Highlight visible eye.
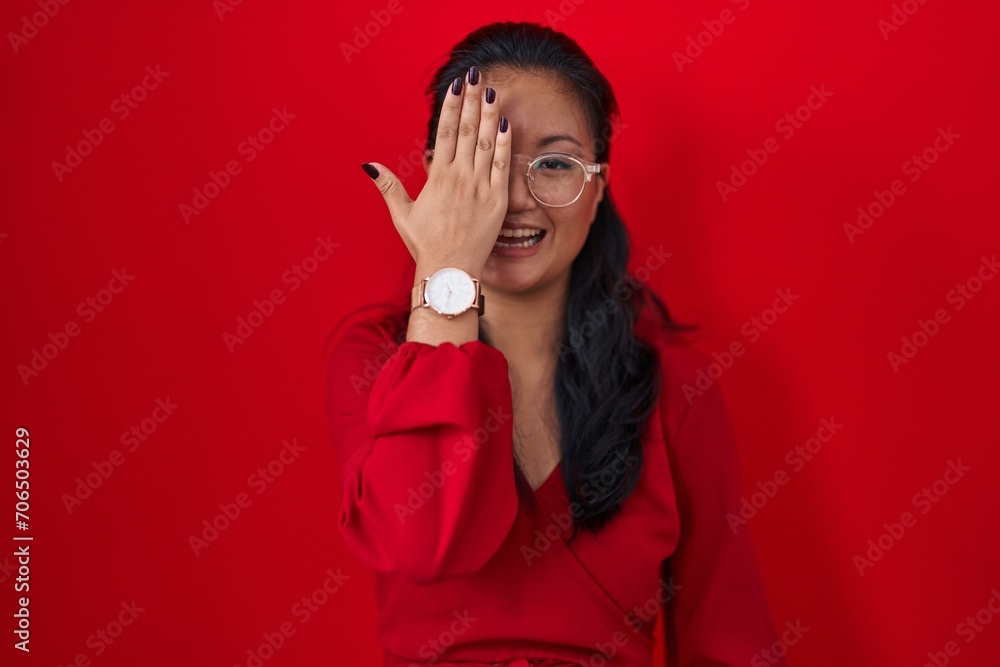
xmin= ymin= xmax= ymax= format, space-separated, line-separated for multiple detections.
xmin=535 ymin=158 xmax=572 ymax=171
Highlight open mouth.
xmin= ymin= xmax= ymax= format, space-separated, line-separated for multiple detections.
xmin=495 ymin=228 xmax=546 ymax=249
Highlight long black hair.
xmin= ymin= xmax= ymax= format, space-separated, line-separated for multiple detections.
xmin=329 ymin=21 xmax=696 ymax=544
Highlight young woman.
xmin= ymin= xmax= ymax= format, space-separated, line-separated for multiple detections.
xmin=327 ymin=21 xmax=785 ymax=667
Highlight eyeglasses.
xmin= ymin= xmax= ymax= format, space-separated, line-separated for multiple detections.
xmin=514 ymin=152 xmax=604 ymax=207
xmin=427 ymin=150 xmax=604 ymax=207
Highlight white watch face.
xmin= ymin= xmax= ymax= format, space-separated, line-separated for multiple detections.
xmin=425 ymin=268 xmax=476 ymax=316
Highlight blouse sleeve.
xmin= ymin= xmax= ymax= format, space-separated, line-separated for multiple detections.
xmin=661 ymin=374 xmax=786 ymax=666
xmin=326 ymin=319 xmax=519 ymax=586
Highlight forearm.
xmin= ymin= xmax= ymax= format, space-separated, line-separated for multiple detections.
xmin=329 ymin=316 xmax=517 ymax=585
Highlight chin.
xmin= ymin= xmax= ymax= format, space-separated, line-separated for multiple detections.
xmin=483 ymin=263 xmax=570 ymax=297
xmin=482 ymin=263 xmax=545 ymax=292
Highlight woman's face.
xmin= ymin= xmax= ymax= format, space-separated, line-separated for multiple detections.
xmin=424 ymin=67 xmax=607 ymax=297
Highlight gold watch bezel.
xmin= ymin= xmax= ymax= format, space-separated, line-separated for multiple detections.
xmin=410 ymin=268 xmax=484 ymax=318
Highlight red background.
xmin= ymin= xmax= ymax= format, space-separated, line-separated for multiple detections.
xmin=2 ymin=1 xmax=998 ymax=665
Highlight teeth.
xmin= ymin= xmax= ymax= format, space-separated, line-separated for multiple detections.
xmin=499 ymin=228 xmax=542 ymax=238
xmin=495 ymin=233 xmax=543 ymax=249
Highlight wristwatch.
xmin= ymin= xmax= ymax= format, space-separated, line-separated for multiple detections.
xmin=411 ymin=267 xmax=485 ymax=318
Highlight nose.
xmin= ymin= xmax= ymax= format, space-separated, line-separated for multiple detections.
xmin=506 ymin=158 xmax=537 ymax=210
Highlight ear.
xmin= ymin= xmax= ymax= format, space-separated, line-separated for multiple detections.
xmin=423 ymin=150 xmax=433 ymax=175
xmin=587 ymin=165 xmax=609 ymax=228
xmin=595 ymin=163 xmax=609 ymax=205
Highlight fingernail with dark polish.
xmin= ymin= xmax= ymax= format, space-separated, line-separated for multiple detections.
xmin=361 ymin=163 xmax=379 ymax=179
xmin=485 ymin=86 xmax=496 ymax=104
xmin=499 ymin=116 xmax=508 ymax=133
xmin=468 ymin=66 xmax=479 ymax=86
xmin=451 ymin=76 xmax=462 ymax=95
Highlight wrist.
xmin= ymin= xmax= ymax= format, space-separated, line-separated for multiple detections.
xmin=414 ymin=261 xmax=482 ymax=282
xmin=406 ymin=298 xmax=479 ymax=346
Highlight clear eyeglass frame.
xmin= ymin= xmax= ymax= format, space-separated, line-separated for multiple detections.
xmin=426 ymin=149 xmax=604 ymax=207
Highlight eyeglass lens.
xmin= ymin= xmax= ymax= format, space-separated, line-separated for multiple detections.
xmin=525 ymin=156 xmax=587 ymax=206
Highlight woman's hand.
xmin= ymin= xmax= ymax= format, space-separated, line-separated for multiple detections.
xmin=362 ymin=66 xmax=511 ymax=279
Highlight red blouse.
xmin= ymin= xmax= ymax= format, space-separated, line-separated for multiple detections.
xmin=326 ymin=298 xmax=784 ymax=667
